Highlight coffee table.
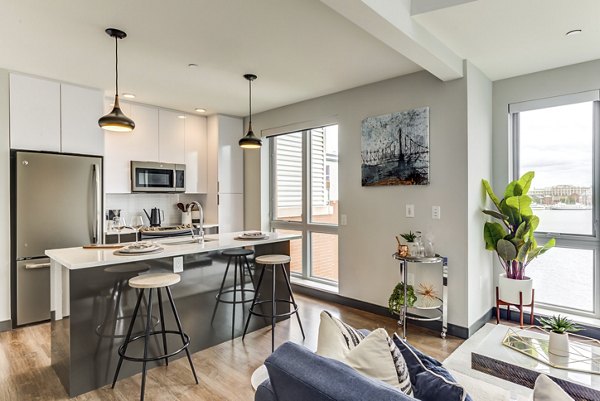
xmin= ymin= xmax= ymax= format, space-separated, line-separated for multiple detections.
xmin=470 ymin=324 xmax=600 ymax=401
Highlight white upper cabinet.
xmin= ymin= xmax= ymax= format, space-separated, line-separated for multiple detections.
xmin=216 ymin=115 xmax=244 ymax=194
xmin=104 ymin=102 xmax=159 ymax=193
xmin=184 ymin=115 xmax=208 ymax=193
xmin=158 ymin=109 xmax=185 ymax=164
xmin=61 ymin=84 xmax=104 ymax=155
xmin=9 ymin=73 xmax=61 ymax=152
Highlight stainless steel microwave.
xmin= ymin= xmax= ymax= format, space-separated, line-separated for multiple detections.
xmin=131 ymin=161 xmax=185 ymax=193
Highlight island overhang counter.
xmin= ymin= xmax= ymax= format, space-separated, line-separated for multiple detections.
xmin=46 ymin=232 xmax=300 ymax=397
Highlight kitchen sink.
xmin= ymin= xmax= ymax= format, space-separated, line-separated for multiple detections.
xmin=161 ymin=238 xmax=217 ymax=246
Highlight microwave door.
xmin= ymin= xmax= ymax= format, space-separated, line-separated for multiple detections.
xmin=132 ymin=165 xmax=175 ymax=192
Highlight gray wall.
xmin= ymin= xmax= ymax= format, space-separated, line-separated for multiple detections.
xmin=0 ymin=70 xmax=9 ymax=323
xmin=244 ymin=69 xmax=486 ymax=329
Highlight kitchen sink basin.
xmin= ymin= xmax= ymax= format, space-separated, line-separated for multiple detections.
xmin=161 ymin=238 xmax=217 ymax=246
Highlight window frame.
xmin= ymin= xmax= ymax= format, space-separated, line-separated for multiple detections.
xmin=511 ymin=92 xmax=600 ymax=318
xmin=269 ymin=124 xmax=339 ymax=285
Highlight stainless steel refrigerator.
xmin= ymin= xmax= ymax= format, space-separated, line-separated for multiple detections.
xmin=12 ymin=151 xmax=102 ymax=326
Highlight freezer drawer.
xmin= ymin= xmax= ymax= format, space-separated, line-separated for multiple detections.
xmin=16 ymin=259 xmax=50 ymax=325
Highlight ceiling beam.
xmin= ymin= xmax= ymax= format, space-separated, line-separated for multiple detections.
xmin=410 ymin=0 xmax=478 ymax=16
xmin=320 ymin=0 xmax=464 ymax=81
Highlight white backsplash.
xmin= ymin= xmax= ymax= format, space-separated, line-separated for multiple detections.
xmin=105 ymin=193 xmax=207 ymax=227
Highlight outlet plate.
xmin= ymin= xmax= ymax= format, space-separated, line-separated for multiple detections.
xmin=173 ymin=256 xmax=184 ymax=273
xmin=432 ymin=206 xmax=441 ymax=219
xmin=406 ymin=204 xmax=415 ymax=218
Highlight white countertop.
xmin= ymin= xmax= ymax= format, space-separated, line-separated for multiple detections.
xmin=46 ymin=232 xmax=301 ymax=270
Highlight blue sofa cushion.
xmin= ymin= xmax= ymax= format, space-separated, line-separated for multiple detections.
xmin=393 ymin=333 xmax=473 ymax=401
xmin=262 ymin=342 xmax=414 ymax=401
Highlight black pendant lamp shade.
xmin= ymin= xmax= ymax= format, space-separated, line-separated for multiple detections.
xmin=239 ymin=73 xmax=261 ymax=149
xmin=98 ymin=28 xmax=135 ymax=132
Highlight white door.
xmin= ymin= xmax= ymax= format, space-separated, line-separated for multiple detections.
xmin=158 ymin=109 xmax=185 ymax=164
xmin=218 ymin=193 xmax=244 ymax=233
xmin=184 ymin=115 xmax=207 ymax=193
xmin=61 ymin=84 xmax=104 ymax=155
xmin=9 ymin=74 xmax=60 ymax=151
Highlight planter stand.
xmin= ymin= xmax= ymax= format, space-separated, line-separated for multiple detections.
xmin=496 ymin=287 xmax=535 ymax=328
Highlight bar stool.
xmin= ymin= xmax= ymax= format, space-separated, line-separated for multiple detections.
xmin=242 ymin=254 xmax=305 ymax=352
xmin=211 ymin=248 xmax=255 ymax=339
xmin=112 ymin=273 xmax=198 ymax=401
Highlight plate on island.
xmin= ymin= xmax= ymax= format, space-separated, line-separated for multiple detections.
xmin=115 ymin=242 xmax=163 ymax=255
xmin=235 ymin=232 xmax=269 ymax=240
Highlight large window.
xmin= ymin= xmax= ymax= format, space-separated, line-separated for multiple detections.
xmin=271 ymin=125 xmax=339 ymax=284
xmin=512 ymin=92 xmax=599 ymax=317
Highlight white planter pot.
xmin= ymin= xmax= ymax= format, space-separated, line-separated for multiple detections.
xmin=498 ymin=274 xmax=533 ymax=305
xmin=548 ymin=331 xmax=570 ymax=357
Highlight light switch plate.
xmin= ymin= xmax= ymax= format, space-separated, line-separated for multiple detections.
xmin=406 ymin=204 xmax=415 ymax=218
xmin=432 ymin=206 xmax=441 ymax=219
xmin=341 ymin=214 xmax=348 ymax=226
xmin=173 ymin=256 xmax=184 ymax=273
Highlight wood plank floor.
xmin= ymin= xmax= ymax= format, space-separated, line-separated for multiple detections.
xmin=0 ymin=294 xmax=463 ymax=400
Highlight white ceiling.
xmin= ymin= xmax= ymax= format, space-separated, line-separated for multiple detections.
xmin=414 ymin=0 xmax=600 ymax=81
xmin=1 ymin=0 xmax=600 ymax=117
xmin=0 ymin=0 xmax=420 ymax=116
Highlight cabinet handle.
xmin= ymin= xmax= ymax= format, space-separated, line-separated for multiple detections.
xmin=217 ymin=181 xmax=220 ymax=193
xmin=25 ymin=262 xmax=51 ymax=270
xmin=217 ymin=195 xmax=220 ymax=205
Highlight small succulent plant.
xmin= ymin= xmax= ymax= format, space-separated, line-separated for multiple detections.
xmin=400 ymin=231 xmax=417 ymax=243
xmin=539 ymin=315 xmax=582 ymax=334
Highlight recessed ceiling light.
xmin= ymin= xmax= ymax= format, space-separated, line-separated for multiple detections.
xmin=194 ymin=108 xmax=206 ymax=113
xmin=177 ymin=115 xmax=186 ymax=119
xmin=188 ymin=63 xmax=199 ymax=68
xmin=122 ymin=93 xmax=136 ymax=99
xmin=566 ymin=29 xmax=582 ymax=36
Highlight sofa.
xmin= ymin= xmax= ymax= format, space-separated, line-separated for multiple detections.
xmin=255 ymin=341 xmax=531 ymax=401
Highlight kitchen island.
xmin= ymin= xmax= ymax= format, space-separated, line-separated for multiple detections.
xmin=46 ymin=232 xmax=300 ymax=397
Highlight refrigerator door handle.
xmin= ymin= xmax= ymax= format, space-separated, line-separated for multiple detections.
xmin=92 ymin=164 xmax=101 ymax=244
xmin=25 ymin=262 xmax=51 ymax=269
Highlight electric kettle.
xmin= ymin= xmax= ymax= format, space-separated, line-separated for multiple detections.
xmin=143 ymin=208 xmax=164 ymax=227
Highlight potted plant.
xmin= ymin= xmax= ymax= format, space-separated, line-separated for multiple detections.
xmin=539 ymin=315 xmax=581 ymax=356
xmin=388 ymin=282 xmax=417 ymax=316
xmin=482 ymin=171 xmax=555 ymax=306
xmin=399 ymin=231 xmax=419 ymax=256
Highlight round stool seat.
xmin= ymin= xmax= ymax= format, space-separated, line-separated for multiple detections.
xmin=255 ymin=254 xmax=291 ymax=265
xmin=129 ymin=273 xmax=180 ymax=289
xmin=222 ymin=248 xmax=254 ymax=257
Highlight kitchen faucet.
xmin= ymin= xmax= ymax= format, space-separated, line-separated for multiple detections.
xmin=189 ymin=201 xmax=205 ymax=242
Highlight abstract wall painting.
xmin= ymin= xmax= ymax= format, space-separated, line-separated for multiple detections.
xmin=361 ymin=107 xmax=430 ymax=186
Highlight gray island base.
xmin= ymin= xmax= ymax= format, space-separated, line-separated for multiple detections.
xmin=46 ymin=232 xmax=299 ymax=397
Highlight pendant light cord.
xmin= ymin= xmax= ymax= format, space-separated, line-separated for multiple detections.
xmin=248 ymin=78 xmax=252 ymax=128
xmin=115 ymin=36 xmax=119 ymax=95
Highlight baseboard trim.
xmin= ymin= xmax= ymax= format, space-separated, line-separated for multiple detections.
xmin=469 ymin=308 xmax=494 ymax=337
xmin=292 ymin=284 xmax=470 ymax=339
xmin=0 ymin=319 xmax=12 ymax=332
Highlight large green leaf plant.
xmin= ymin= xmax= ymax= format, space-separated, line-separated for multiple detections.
xmin=482 ymin=171 xmax=555 ymax=280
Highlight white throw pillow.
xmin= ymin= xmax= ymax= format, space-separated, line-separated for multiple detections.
xmin=533 ymin=375 xmax=574 ymax=401
xmin=316 ymin=311 xmax=413 ymax=395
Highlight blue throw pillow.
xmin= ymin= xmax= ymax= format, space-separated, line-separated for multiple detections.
xmin=393 ymin=334 xmax=473 ymax=401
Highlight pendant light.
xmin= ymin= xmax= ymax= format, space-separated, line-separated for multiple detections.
xmin=98 ymin=28 xmax=135 ymax=132
xmin=239 ymin=73 xmax=261 ymax=149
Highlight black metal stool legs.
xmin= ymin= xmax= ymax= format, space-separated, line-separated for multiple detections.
xmin=242 ymin=263 xmax=267 ymax=340
xmin=157 ymin=289 xmax=169 ymax=366
xmin=166 ymin=287 xmax=199 ymax=384
xmin=112 ymin=288 xmax=144 ymax=388
xmin=140 ymin=289 xmax=154 ymax=401
xmin=211 ymin=257 xmax=232 ymax=324
xmin=271 ymin=263 xmax=276 ymax=352
xmin=280 ymin=264 xmax=305 ymax=339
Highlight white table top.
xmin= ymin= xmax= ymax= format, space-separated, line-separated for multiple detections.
xmin=472 ymin=324 xmax=600 ymax=390
xmin=46 ymin=232 xmax=301 ymax=270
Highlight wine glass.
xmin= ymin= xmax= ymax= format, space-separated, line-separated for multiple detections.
xmin=113 ymin=216 xmax=127 ymax=244
xmin=130 ymin=216 xmax=144 ymax=243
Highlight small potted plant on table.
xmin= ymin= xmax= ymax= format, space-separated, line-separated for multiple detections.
xmin=399 ymin=231 xmax=420 ymax=257
xmin=539 ymin=315 xmax=581 ymax=356
xmin=388 ymin=282 xmax=417 ymax=316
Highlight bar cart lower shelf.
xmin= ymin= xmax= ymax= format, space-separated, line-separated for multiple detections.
xmin=393 ymin=253 xmax=448 ymax=339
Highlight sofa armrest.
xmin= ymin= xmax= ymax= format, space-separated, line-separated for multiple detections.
xmin=255 ymin=378 xmax=276 ymax=401
xmin=264 ymin=342 xmax=411 ymax=401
